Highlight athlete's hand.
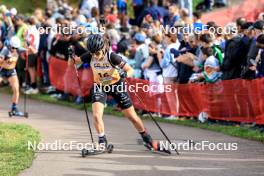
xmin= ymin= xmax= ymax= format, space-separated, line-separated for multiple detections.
xmin=119 ymin=70 xmax=127 ymax=78
xmin=68 ymin=56 xmax=82 ymax=66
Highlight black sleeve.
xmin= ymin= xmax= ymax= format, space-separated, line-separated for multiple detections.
xmin=247 ymin=41 xmax=259 ymax=66
xmin=80 ymin=52 xmax=92 ymax=64
xmin=109 ymin=53 xmax=127 ymax=68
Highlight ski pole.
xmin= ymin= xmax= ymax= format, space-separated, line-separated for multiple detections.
xmin=68 ymin=46 xmax=94 ymax=144
xmin=24 ymin=49 xmax=29 ymax=117
xmin=126 ymin=79 xmax=179 ymax=155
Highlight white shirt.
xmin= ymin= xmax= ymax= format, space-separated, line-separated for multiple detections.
xmin=162 ymin=41 xmax=181 ymax=78
xmin=26 ymin=25 xmax=40 ymax=54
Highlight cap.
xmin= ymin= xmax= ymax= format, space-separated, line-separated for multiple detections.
xmin=134 ymin=33 xmax=146 ymax=43
xmin=250 ymin=20 xmax=264 ymax=30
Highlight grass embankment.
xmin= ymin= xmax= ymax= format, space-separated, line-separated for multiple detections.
xmin=0 ymin=123 xmax=40 ymax=176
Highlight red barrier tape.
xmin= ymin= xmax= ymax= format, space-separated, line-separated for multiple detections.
xmin=49 ymin=57 xmax=264 ymax=124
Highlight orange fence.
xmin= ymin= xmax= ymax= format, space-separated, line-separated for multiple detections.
xmin=202 ymin=0 xmax=264 ymax=26
xmin=49 ymin=57 xmax=264 ymax=124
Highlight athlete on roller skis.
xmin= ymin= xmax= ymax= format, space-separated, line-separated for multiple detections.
xmin=68 ymin=33 xmax=170 ymax=154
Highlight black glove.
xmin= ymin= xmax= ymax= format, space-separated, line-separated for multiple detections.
xmin=119 ymin=69 xmax=127 ymax=78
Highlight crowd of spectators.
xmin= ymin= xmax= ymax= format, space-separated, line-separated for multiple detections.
xmin=0 ymin=0 xmax=264 ymax=120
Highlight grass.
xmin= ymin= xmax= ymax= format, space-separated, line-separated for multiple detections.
xmin=1 ymin=86 xmax=263 ymax=143
xmin=1 ymin=0 xmax=81 ymax=15
xmin=193 ymin=0 xmax=204 ymax=11
xmin=1 ymin=0 xmax=46 ymax=15
xmin=0 ymin=123 xmax=40 ymax=176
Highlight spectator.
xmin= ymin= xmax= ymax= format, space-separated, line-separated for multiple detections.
xmin=192 ymin=11 xmax=206 ymax=32
xmin=24 ymin=17 xmax=40 ymax=94
xmin=160 ymin=31 xmax=180 ymax=83
xmin=132 ymin=32 xmax=149 ymax=78
xmin=168 ymin=4 xmax=180 ymax=27
xmin=177 ymin=34 xmax=197 ymax=83
xmin=189 ymin=47 xmax=222 ymax=83
xmin=14 ymin=15 xmax=28 ymax=86
xmin=199 ymin=33 xmax=223 ymax=65
xmin=243 ymin=20 xmax=264 ymax=79
xmin=236 ymin=17 xmax=247 ymax=35
xmin=221 ymin=23 xmax=244 ymax=80
xmin=79 ymin=0 xmax=99 ymax=18
xmin=256 ymin=34 xmax=264 ymax=78
xmin=179 ymin=0 xmax=193 ymax=18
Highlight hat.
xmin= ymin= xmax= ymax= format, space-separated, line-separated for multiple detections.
xmin=134 ymin=33 xmax=146 ymax=43
xmin=204 ymin=56 xmax=220 ymax=68
xmin=250 ymin=20 xmax=264 ymax=30
xmin=10 ymin=8 xmax=17 ymax=16
xmin=241 ymin=22 xmax=254 ymax=30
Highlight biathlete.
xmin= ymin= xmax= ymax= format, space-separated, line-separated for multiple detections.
xmin=69 ymin=34 xmax=168 ymax=153
xmin=0 ymin=36 xmax=24 ymax=116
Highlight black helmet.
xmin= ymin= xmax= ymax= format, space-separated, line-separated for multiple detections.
xmin=87 ymin=34 xmax=105 ymax=53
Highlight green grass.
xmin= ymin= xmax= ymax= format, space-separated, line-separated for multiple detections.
xmin=193 ymin=0 xmax=204 ymax=11
xmin=1 ymin=86 xmax=263 ymax=143
xmin=1 ymin=0 xmax=46 ymax=15
xmin=1 ymin=0 xmax=81 ymax=15
xmin=0 ymin=123 xmax=40 ymax=176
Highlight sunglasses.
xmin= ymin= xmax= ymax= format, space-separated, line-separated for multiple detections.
xmin=10 ymin=47 xmax=17 ymax=50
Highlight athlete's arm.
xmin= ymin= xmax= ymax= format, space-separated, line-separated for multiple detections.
xmin=68 ymin=51 xmax=91 ymax=66
xmin=68 ymin=55 xmax=82 ymax=66
xmin=110 ymin=53 xmax=134 ymax=77
xmin=122 ymin=63 xmax=134 ymax=78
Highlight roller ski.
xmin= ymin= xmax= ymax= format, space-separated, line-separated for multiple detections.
xmin=8 ymin=108 xmax=28 ymax=118
xmin=140 ymin=131 xmax=171 ymax=155
xmin=81 ymin=136 xmax=114 ymax=157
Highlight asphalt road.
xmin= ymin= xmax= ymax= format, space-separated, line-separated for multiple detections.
xmin=0 ymin=93 xmax=264 ymax=176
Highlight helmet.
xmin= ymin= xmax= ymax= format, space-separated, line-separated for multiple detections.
xmin=87 ymin=34 xmax=105 ymax=53
xmin=9 ymin=36 xmax=21 ymax=49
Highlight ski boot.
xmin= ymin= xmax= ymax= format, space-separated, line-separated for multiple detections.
xmin=81 ymin=135 xmax=114 ymax=157
xmin=8 ymin=108 xmax=28 ymax=118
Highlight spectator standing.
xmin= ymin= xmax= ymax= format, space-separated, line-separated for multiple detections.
xmin=24 ymin=17 xmax=40 ymax=94
xmin=133 ymin=33 xmax=149 ymax=78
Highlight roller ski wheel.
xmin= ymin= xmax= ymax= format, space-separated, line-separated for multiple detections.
xmin=106 ymin=144 xmax=114 ymax=153
xmin=144 ymin=141 xmax=171 ymax=155
xmin=81 ymin=144 xmax=114 ymax=157
xmin=8 ymin=110 xmax=28 ymax=118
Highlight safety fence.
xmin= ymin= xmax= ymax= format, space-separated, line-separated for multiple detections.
xmin=49 ymin=57 xmax=264 ymax=124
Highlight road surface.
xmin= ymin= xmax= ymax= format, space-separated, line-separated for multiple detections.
xmin=0 ymin=93 xmax=264 ymax=176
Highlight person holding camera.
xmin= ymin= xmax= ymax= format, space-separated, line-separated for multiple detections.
xmin=0 ymin=36 xmax=24 ymax=116
xmin=68 ymin=33 xmax=169 ymax=153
